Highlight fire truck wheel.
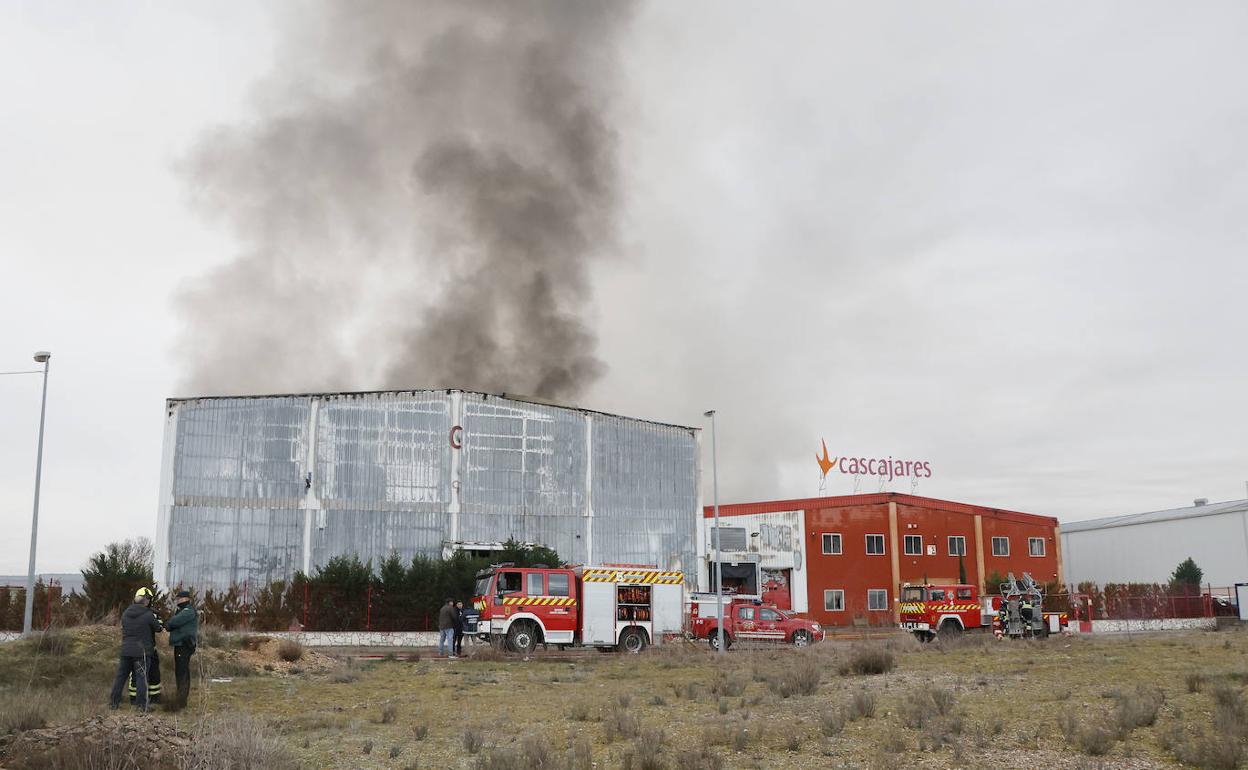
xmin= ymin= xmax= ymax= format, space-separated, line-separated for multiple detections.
xmin=618 ymin=628 xmax=648 ymax=654
xmin=507 ymin=622 xmax=538 ymax=655
xmin=791 ymin=630 xmax=811 ymax=648
xmin=708 ymin=631 xmax=732 ymax=651
xmin=939 ymin=619 xmax=963 ymax=636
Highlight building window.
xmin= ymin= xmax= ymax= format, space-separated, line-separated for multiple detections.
xmin=526 ymin=573 xmax=545 ymax=596
xmin=548 ymin=573 xmax=570 ymax=596
xmin=948 ymin=536 xmax=966 ymax=557
xmin=992 ymin=536 xmax=1009 ymax=557
xmin=1029 ymin=537 xmax=1046 ymax=557
xmin=904 ymin=535 xmax=923 ymax=555
xmin=822 ymin=533 xmax=842 ymax=555
xmin=865 ymin=534 xmax=886 ymax=555
xmin=867 ymin=589 xmax=889 ymax=611
xmin=824 ymin=589 xmax=845 ymax=612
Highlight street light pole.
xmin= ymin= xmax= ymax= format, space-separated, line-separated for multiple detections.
xmin=704 ymin=410 xmax=724 ymax=655
xmin=23 ymin=351 xmax=51 ymax=637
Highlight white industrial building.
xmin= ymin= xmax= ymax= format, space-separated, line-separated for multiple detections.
xmin=153 ymin=390 xmax=703 ymax=592
xmin=1062 ymin=498 xmax=1248 ymax=587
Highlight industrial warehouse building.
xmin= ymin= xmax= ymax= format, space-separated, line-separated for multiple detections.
xmin=702 ymin=493 xmax=1062 ymax=627
xmin=1062 ymin=498 xmax=1248 ymax=587
xmin=154 ymin=390 xmax=702 ymax=592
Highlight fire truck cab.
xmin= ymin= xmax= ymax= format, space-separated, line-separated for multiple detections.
xmin=898 ymin=583 xmax=985 ymax=640
xmin=473 ymin=563 xmax=684 ymax=654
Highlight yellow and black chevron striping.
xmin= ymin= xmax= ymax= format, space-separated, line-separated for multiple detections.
xmin=900 ymin=602 xmax=979 ymax=613
xmin=501 ymin=596 xmax=576 ymax=606
xmin=582 ymin=569 xmax=684 ymax=585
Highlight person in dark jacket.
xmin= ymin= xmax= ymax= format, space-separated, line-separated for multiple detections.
xmin=109 ymin=588 xmax=164 ymax=711
xmin=166 ymin=590 xmax=198 ymax=710
xmin=437 ymin=598 xmax=457 ymax=658
xmin=453 ymin=600 xmax=466 ymax=657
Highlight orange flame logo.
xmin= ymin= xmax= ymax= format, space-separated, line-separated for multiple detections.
xmin=816 ymin=439 xmax=837 ymax=478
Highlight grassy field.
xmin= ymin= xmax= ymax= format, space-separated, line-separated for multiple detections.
xmin=4 ymin=626 xmax=1248 ymax=769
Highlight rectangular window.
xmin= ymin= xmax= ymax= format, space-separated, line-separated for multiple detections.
xmin=948 ymin=536 xmax=966 ymax=556
xmin=1029 ymin=537 xmax=1046 ymax=557
xmin=868 ymin=589 xmax=889 ymax=611
xmin=992 ymin=536 xmax=1009 ymax=557
xmin=548 ymin=573 xmax=570 ymax=597
xmin=824 ymin=589 xmax=845 ymax=612
xmin=904 ymin=534 xmax=923 ymax=555
xmin=956 ymin=587 xmax=973 ymax=600
xmin=822 ymin=533 xmax=842 ymax=555
xmin=865 ymin=534 xmax=886 ymax=555
xmin=929 ymin=589 xmax=945 ymax=601
xmin=526 ymin=573 xmax=545 ymax=596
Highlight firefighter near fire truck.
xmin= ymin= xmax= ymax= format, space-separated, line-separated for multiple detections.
xmin=899 ymin=572 xmax=1068 ymax=642
xmin=473 ymin=564 xmax=685 ymax=654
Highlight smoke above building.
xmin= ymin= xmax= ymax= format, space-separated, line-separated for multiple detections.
xmin=176 ymin=1 xmax=634 ymax=400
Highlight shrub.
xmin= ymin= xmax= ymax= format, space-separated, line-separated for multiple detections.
xmin=819 ymin=709 xmax=846 ymax=737
xmin=1112 ymin=685 xmax=1164 ymax=736
xmin=411 ymin=723 xmax=429 ymax=740
xmin=379 ymin=702 xmax=398 ymax=724
xmin=462 ymin=727 xmax=484 ymax=754
xmin=604 ymin=706 xmax=641 ymax=742
xmin=1074 ymin=721 xmax=1116 ymax=756
xmin=568 ymin=701 xmax=592 ymax=721
xmin=0 ymin=694 xmax=49 ymax=734
xmin=848 ymin=690 xmax=877 ymax=720
xmin=676 ymin=747 xmax=724 ymax=770
xmin=565 ymin=737 xmax=593 ymax=770
xmin=710 ymin=674 xmax=746 ymax=698
xmin=276 ymin=639 xmax=304 ymax=662
xmin=766 ymin=657 xmax=821 ymax=698
xmin=1186 ymin=673 xmax=1206 ymax=693
xmin=840 ymin=645 xmax=895 ymax=676
xmin=473 ymin=735 xmax=556 ymax=770
xmin=633 ymin=728 xmax=665 ymax=770
xmin=782 ymin=728 xmax=802 ymax=751
xmin=190 ymin=715 xmax=301 ymax=770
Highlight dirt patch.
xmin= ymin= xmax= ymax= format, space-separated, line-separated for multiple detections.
xmin=234 ymin=636 xmax=337 ymax=674
xmin=0 ymin=714 xmax=190 ymax=769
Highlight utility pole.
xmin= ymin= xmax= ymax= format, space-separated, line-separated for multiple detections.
xmin=23 ymin=351 xmax=52 ymax=637
xmin=704 ymin=410 xmax=724 ymax=655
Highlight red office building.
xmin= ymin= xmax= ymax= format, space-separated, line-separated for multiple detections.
xmin=701 ymin=493 xmax=1062 ymax=628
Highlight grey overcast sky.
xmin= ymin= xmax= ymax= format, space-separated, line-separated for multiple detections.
xmin=2 ymin=1 xmax=1246 ymax=575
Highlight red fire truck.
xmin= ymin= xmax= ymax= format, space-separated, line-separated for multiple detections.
xmin=689 ymin=594 xmax=824 ymax=650
xmin=472 ymin=563 xmax=685 ymax=654
xmin=898 ymin=581 xmax=1068 ymax=641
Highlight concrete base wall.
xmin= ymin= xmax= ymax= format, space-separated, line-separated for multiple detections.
xmin=258 ymin=630 xmax=443 ymax=647
xmin=0 ymin=632 xmax=19 ymax=643
xmin=1090 ymin=618 xmax=1217 ymax=634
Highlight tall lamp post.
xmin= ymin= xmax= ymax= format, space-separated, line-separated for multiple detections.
xmin=23 ymin=351 xmax=52 ymax=637
xmin=703 ymin=410 xmax=724 ymax=654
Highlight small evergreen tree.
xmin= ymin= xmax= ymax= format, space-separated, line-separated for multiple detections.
xmin=1169 ymin=557 xmax=1204 ymax=591
xmin=81 ymin=538 xmax=155 ymax=619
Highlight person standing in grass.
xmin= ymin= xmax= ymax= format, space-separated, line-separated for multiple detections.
xmin=453 ymin=599 xmax=466 ymax=657
xmin=438 ymin=598 xmax=457 ymax=658
xmin=166 ymin=590 xmax=198 ymax=710
xmin=109 ymin=587 xmax=163 ymax=711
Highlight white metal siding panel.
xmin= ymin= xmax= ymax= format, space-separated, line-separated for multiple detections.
xmin=1062 ymin=512 xmax=1248 ymax=586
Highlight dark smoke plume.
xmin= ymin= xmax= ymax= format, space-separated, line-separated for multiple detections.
xmin=176 ymin=1 xmax=633 ymax=399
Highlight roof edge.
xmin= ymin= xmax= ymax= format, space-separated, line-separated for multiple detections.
xmin=1061 ymin=499 xmax=1248 ymax=533
xmin=165 ymin=388 xmax=700 ymax=432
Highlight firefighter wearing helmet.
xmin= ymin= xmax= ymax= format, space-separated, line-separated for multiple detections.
xmin=108 ymin=587 xmax=165 ymax=711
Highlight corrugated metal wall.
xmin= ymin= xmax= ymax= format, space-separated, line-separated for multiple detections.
xmin=157 ymin=391 xmax=699 ymax=591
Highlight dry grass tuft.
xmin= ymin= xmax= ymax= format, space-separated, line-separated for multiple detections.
xmin=461 ymin=727 xmax=484 ymax=755
xmin=839 ymin=645 xmax=895 ymax=676
xmin=848 ymin=690 xmax=877 ymax=720
xmin=275 ymin=639 xmax=303 ymax=663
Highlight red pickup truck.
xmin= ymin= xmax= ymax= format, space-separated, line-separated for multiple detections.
xmin=690 ymin=595 xmax=824 ymax=650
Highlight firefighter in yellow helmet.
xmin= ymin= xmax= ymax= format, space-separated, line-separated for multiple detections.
xmin=121 ymin=591 xmax=163 ymax=703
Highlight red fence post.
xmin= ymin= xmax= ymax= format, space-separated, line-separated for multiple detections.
xmin=366 ymin=584 xmax=373 ymax=632
xmin=303 ymin=582 xmax=309 ymax=630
